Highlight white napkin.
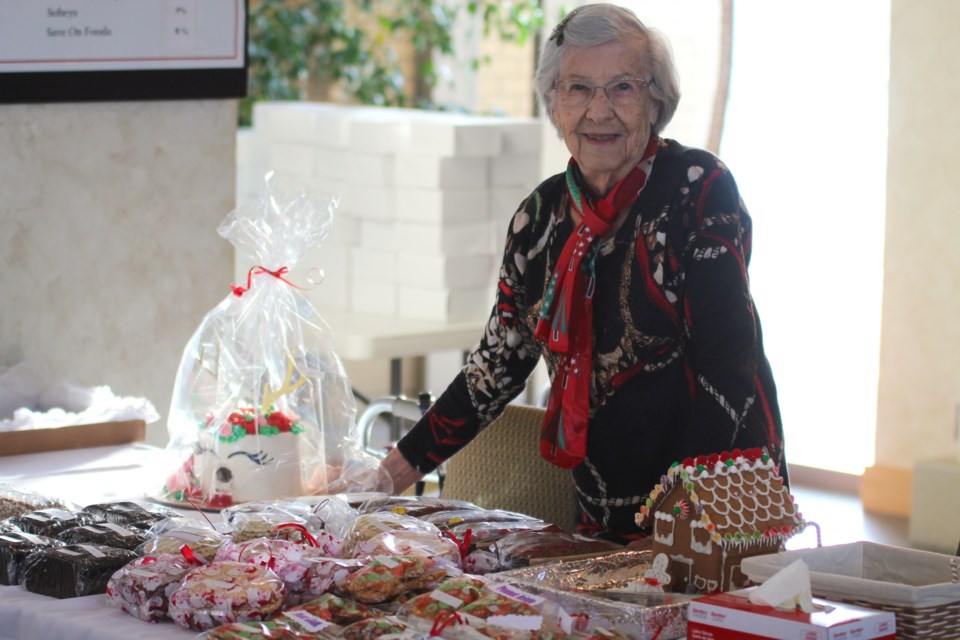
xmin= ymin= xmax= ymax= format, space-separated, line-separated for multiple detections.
xmin=748 ymin=558 xmax=815 ymax=612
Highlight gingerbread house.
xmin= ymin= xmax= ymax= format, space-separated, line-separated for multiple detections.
xmin=635 ymin=448 xmax=803 ymax=594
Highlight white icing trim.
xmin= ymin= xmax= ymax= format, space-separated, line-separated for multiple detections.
xmin=654 ymin=511 xmax=675 ymax=546
xmin=689 ymin=520 xmax=713 ymax=555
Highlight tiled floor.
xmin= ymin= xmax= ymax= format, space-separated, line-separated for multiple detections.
xmin=788 ymin=483 xmax=911 ymax=550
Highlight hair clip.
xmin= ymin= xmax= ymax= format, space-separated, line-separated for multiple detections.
xmin=549 ymin=9 xmax=579 ymax=46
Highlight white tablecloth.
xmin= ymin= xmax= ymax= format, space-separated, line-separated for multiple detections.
xmin=0 ymin=586 xmax=191 ymax=640
xmin=0 ymin=444 xmax=198 ymax=640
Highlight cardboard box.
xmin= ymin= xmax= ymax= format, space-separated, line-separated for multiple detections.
xmin=687 ymin=589 xmax=896 ymax=640
xmin=0 ymin=420 xmax=146 ymax=457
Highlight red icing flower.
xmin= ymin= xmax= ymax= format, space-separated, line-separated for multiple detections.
xmin=266 ymin=410 xmax=294 ymax=432
xmin=695 ymin=454 xmax=707 ymax=466
xmin=227 ymin=411 xmax=249 ymax=426
xmin=207 ymin=493 xmax=233 ymax=508
xmin=708 ymin=453 xmax=720 ymax=464
xmin=732 ymin=448 xmax=743 ymax=459
xmin=681 ymin=457 xmax=694 ymax=468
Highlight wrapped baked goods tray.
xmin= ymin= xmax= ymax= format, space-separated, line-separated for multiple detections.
xmin=0 ymin=420 xmax=146 ymax=457
xmin=497 ymin=550 xmax=692 ymax=640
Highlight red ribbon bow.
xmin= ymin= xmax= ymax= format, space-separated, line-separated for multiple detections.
xmin=274 ymin=522 xmax=320 ymax=547
xmin=230 ymin=265 xmax=301 ymax=297
xmin=442 ymin=529 xmax=474 ymax=562
xmin=179 ymin=544 xmax=206 ymax=566
xmin=430 ymin=610 xmax=465 ymax=636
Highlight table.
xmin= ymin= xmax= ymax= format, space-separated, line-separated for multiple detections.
xmin=0 ymin=444 xmax=199 ymax=639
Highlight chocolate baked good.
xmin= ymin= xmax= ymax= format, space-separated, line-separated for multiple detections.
xmin=0 ymin=531 xmax=62 ymax=585
xmin=82 ymin=501 xmax=176 ymax=526
xmin=8 ymin=508 xmax=101 ymax=537
xmin=20 ymin=543 xmax=138 ymax=598
xmin=57 ymin=522 xmax=150 ymax=550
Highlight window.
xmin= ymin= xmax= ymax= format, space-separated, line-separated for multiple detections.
xmin=721 ymin=0 xmax=890 ymax=474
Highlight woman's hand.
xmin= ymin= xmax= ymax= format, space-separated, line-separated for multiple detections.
xmin=379 ymin=447 xmax=425 ymax=495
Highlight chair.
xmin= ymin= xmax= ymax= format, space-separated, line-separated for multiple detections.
xmin=441 ymin=403 xmax=578 ymax=532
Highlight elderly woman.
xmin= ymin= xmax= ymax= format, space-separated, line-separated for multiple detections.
xmin=379 ymin=3 xmax=786 ymax=542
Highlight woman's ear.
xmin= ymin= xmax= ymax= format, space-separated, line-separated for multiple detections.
xmin=649 ymin=101 xmax=660 ymax=127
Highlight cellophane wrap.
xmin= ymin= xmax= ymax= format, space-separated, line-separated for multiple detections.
xmin=496 ymin=551 xmax=693 ymax=640
xmin=161 ymin=172 xmax=383 ymax=509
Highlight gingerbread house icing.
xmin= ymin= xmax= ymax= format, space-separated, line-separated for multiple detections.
xmin=635 ymin=448 xmax=803 ymax=594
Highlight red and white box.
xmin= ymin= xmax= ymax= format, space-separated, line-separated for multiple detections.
xmin=687 ymin=589 xmax=896 ymax=640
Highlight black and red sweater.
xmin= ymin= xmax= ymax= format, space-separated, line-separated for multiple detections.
xmin=396 ymin=138 xmax=785 ymax=542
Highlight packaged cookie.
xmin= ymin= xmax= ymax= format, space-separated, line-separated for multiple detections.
xmin=419 ymin=509 xmax=542 ymax=532
xmin=351 ymin=529 xmax=460 ymax=565
xmin=340 ymin=616 xmax=409 ymax=640
xmin=20 ymin=543 xmax=138 ymax=598
xmin=459 ymin=592 xmax=541 ymax=620
xmin=277 ymin=606 xmax=349 ymax=638
xmin=168 ymin=560 xmax=286 ymax=631
xmin=341 ymin=512 xmax=440 ymax=556
xmin=288 ymin=593 xmax=378 ymax=625
xmin=221 ymin=502 xmax=311 ymax=544
xmin=0 ymin=484 xmax=70 ymax=521
xmin=396 ymin=575 xmax=488 ymax=629
xmin=272 ymin=523 xmax=343 ymax=557
xmin=7 ymin=508 xmax=101 ymax=537
xmin=215 ymin=536 xmax=324 ymax=603
xmin=82 ymin=501 xmax=177 ymax=526
xmin=357 ymin=496 xmax=480 ymax=519
xmin=305 ymin=494 xmax=361 ymax=540
xmin=494 ymin=531 xmax=621 ymax=569
xmin=138 ymin=517 xmax=227 ymax=562
xmin=0 ymin=530 xmax=62 ymax=585
xmin=106 ymin=553 xmax=199 ymax=622
xmin=339 ymin=554 xmax=460 ymax=604
xmin=57 ymin=522 xmax=151 ymax=550
xmin=299 ymin=557 xmax=364 ymax=603
xmin=201 ymin=619 xmax=324 ymax=639
xmin=448 ymin=520 xmax=560 ymax=549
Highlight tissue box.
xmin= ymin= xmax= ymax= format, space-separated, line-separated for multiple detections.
xmin=687 ymin=589 xmax=896 ymax=640
xmin=740 ymin=542 xmax=960 ymax=640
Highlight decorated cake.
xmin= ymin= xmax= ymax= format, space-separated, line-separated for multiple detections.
xmin=162 ymin=406 xmax=305 ymax=508
xmin=635 ymin=448 xmax=803 ymax=594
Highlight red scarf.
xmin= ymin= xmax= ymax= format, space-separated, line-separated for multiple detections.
xmin=534 ymin=135 xmax=659 ymax=468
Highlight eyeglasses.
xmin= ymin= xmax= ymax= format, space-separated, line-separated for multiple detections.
xmin=555 ymin=77 xmax=651 ymax=108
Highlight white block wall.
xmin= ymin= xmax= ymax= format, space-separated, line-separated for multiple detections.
xmin=236 ymin=103 xmax=541 ymax=324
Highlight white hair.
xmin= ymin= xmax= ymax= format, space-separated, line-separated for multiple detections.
xmin=535 ymin=3 xmax=681 ymax=136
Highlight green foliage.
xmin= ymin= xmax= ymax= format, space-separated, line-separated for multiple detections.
xmin=240 ymin=0 xmax=544 ymax=126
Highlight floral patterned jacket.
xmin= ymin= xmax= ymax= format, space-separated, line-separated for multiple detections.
xmin=396 ymin=138 xmax=785 ymax=541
